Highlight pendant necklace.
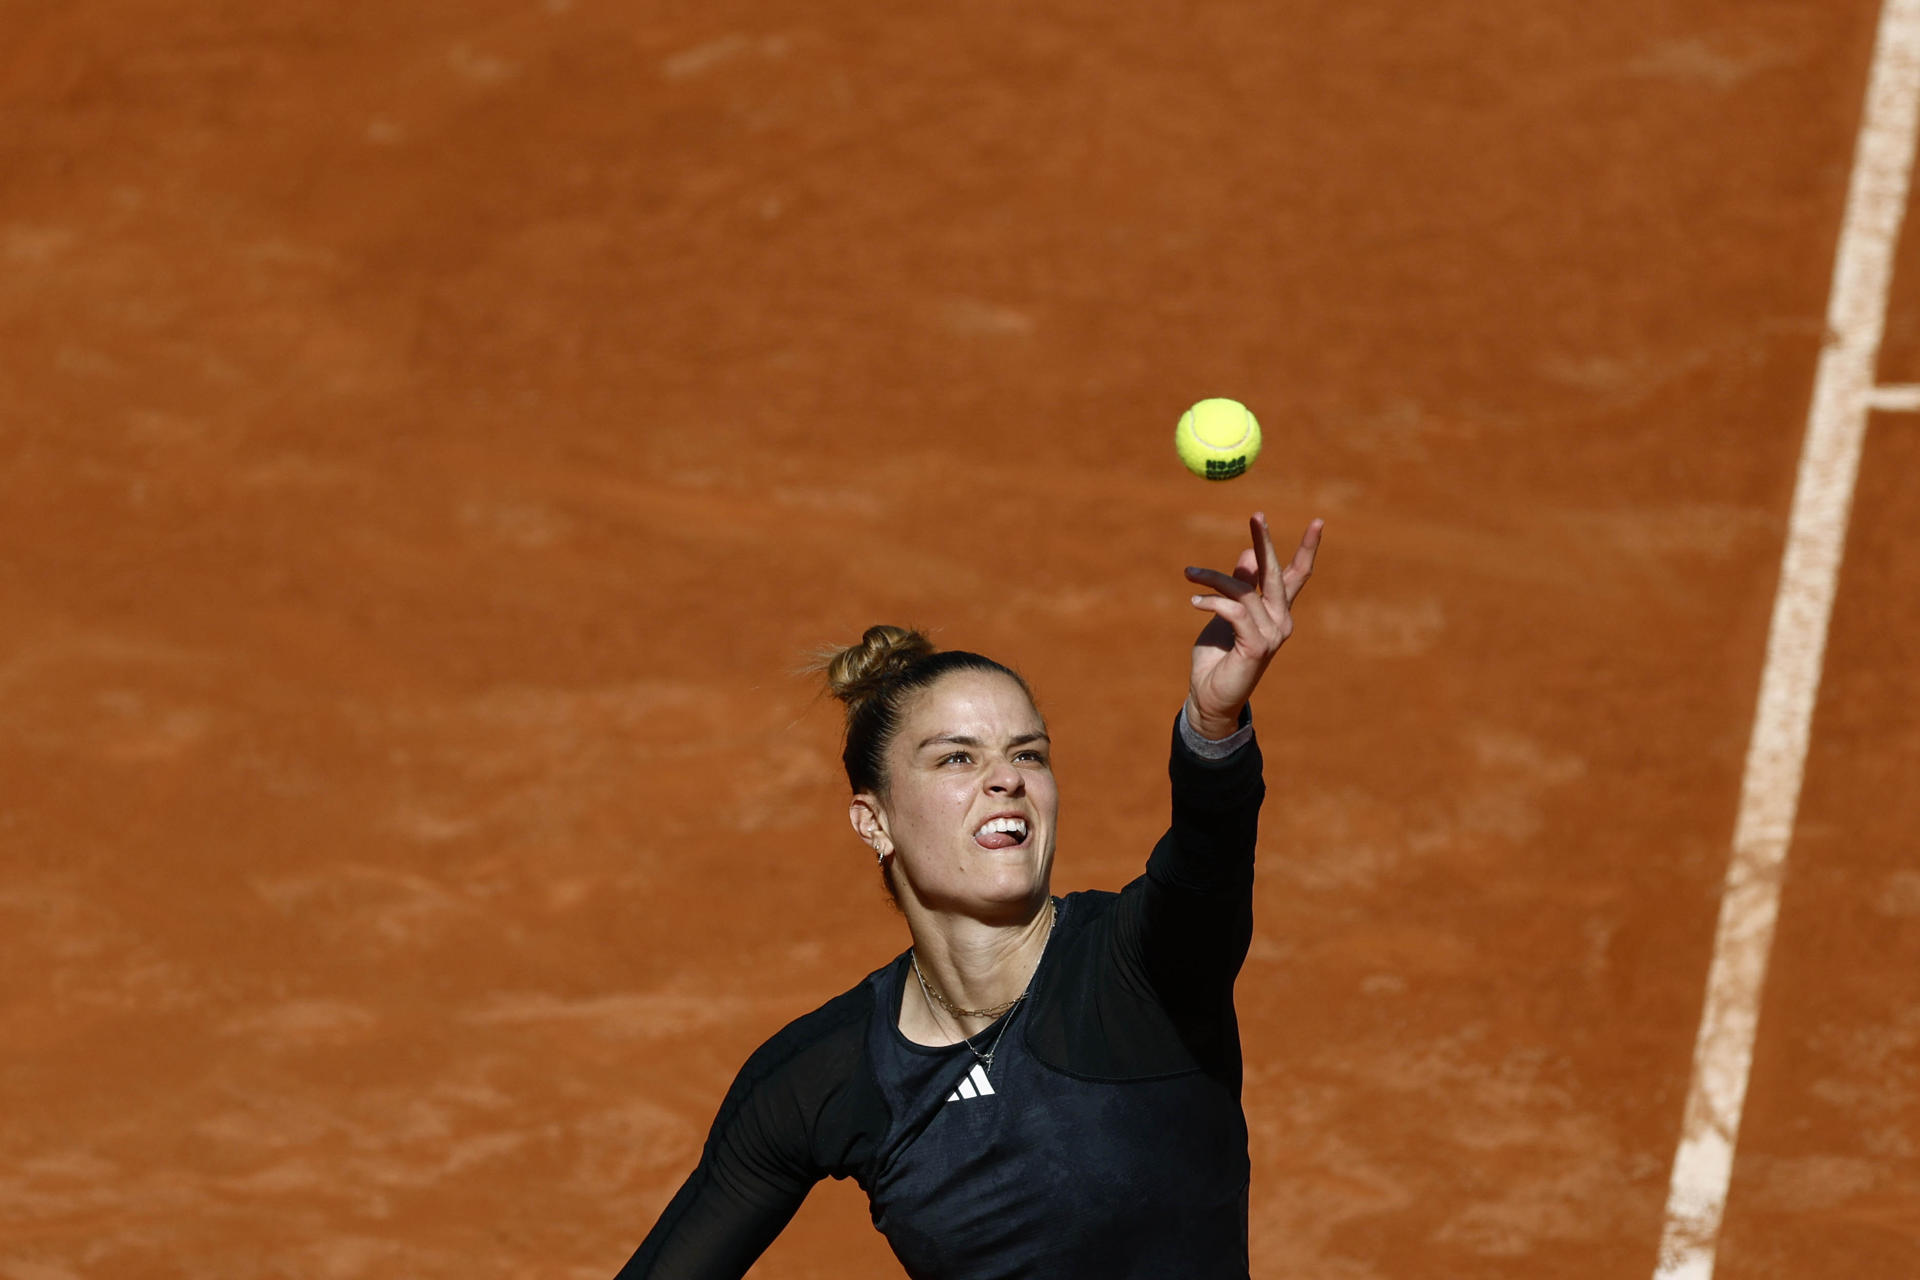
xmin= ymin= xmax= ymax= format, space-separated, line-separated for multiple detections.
xmin=911 ymin=898 xmax=1056 ymax=1077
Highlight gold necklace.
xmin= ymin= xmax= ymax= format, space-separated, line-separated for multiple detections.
xmin=910 ymin=899 xmax=1057 ymax=1071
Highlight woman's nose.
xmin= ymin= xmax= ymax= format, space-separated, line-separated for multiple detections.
xmin=985 ymin=760 xmax=1024 ymax=793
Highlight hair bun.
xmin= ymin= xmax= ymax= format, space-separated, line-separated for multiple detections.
xmin=823 ymin=625 xmax=936 ymax=712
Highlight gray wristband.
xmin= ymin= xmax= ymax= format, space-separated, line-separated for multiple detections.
xmin=1177 ymin=703 xmax=1254 ymax=760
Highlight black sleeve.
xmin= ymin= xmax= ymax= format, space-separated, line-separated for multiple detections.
xmin=1113 ymin=709 xmax=1264 ymax=1057
xmin=614 ymin=988 xmax=877 ymax=1279
xmin=1145 ymin=706 xmax=1262 ymax=896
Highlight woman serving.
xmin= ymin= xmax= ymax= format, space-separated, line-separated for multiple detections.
xmin=617 ymin=511 xmax=1323 ymax=1279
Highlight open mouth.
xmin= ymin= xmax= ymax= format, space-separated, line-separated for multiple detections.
xmin=973 ymin=815 xmax=1030 ymax=850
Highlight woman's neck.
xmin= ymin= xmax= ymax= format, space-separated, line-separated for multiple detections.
xmin=899 ymin=896 xmax=1055 ymax=1045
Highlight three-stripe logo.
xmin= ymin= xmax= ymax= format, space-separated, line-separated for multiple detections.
xmin=945 ymin=1062 xmax=995 ymax=1102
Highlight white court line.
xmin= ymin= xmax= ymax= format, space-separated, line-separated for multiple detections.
xmin=1866 ymin=381 xmax=1920 ymax=409
xmin=1653 ymin=1 xmax=1920 ymax=1277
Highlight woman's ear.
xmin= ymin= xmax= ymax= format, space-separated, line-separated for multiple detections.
xmin=849 ymin=795 xmax=891 ymax=860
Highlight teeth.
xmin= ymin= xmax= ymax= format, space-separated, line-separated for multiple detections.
xmin=977 ymin=817 xmax=1028 ymax=838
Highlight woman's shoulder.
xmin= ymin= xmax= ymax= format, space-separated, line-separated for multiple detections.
xmin=715 ymin=958 xmax=896 ymax=1177
xmin=685 ymin=959 xmax=897 ymax=1190
xmin=731 ymin=953 xmax=901 ymax=1093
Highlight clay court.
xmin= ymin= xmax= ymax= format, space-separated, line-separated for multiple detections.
xmin=4 ymin=0 xmax=1918 ymax=1275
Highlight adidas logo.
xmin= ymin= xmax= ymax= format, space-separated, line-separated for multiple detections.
xmin=945 ymin=1062 xmax=996 ymax=1103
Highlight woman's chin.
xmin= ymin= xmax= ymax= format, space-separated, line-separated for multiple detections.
xmin=916 ymin=877 xmax=1048 ymax=921
xmin=969 ymin=870 xmax=1052 ymax=913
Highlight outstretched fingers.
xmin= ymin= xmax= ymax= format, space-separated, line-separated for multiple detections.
xmin=1186 ymin=514 xmax=1324 ymax=643
xmin=1188 ymin=571 xmax=1284 ymax=654
xmin=1184 ymin=515 xmax=1325 ymax=725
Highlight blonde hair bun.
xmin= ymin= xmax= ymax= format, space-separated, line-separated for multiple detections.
xmin=823 ymin=625 xmax=936 ymax=712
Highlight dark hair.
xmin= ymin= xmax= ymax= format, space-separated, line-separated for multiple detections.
xmin=821 ymin=625 xmax=1035 ymax=796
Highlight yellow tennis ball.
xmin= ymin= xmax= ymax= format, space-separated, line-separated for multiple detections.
xmin=1175 ymin=398 xmax=1261 ymax=480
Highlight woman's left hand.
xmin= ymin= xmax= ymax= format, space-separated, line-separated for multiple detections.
xmin=1183 ymin=513 xmax=1324 ymax=740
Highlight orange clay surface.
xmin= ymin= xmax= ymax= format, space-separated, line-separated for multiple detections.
xmin=4 ymin=2 xmax=1918 ymax=1277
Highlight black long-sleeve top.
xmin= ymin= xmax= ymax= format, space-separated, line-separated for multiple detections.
xmin=618 ymin=712 xmax=1264 ymax=1279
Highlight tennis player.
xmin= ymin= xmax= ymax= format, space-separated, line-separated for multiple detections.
xmin=616 ymin=511 xmax=1322 ymax=1279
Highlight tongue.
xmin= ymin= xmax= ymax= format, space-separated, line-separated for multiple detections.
xmin=974 ymin=830 xmax=1022 ymax=850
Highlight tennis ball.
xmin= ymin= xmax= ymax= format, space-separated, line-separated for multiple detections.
xmin=1175 ymin=398 xmax=1261 ymax=480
